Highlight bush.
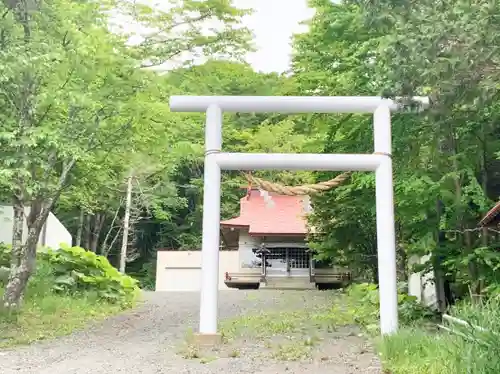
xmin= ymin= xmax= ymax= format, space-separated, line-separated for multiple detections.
xmin=345 ymin=282 xmax=436 ymax=332
xmin=39 ymin=245 xmax=140 ymax=306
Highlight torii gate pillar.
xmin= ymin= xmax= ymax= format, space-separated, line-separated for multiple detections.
xmin=169 ymin=95 xmax=429 ymax=341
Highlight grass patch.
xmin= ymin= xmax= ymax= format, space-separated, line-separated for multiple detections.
xmin=220 ymin=306 xmax=350 ymax=342
xmin=377 ymin=328 xmax=462 ymax=374
xmin=338 ymin=284 xmax=500 ymax=373
xmin=217 ymin=291 xmax=355 ymax=361
xmin=0 ymin=245 xmax=140 ymax=348
xmin=0 ymin=288 xmax=125 ymax=348
xmin=377 ymin=298 xmax=500 ymax=374
xmin=219 ymin=290 xmax=358 ymax=342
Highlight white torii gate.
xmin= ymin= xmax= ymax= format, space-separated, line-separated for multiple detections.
xmin=169 ymin=95 xmax=429 ymax=340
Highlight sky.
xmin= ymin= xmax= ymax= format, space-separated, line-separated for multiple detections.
xmin=119 ymin=0 xmax=314 ymax=74
xmin=235 ymin=0 xmax=314 ymax=73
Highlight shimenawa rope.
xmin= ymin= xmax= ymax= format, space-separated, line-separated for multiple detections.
xmin=244 ymin=171 xmax=352 ymax=196
xmin=243 ymin=152 xmax=390 ymax=196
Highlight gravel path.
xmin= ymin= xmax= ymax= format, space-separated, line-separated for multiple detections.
xmin=1 ymin=290 xmax=381 ymax=374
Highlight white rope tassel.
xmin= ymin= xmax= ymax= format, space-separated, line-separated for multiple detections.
xmin=259 ymin=189 xmax=275 ymax=208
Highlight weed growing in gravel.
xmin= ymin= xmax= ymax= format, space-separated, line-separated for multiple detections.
xmin=178 ymin=327 xmax=225 ymax=363
xmin=266 ymin=334 xmax=322 ymax=361
xmin=178 ymin=344 xmax=202 ymax=359
xmin=178 ymin=328 xmax=202 ymax=359
xmin=271 ymin=340 xmax=314 ymax=361
xmin=177 ymin=341 xmax=209 ymax=361
xmin=217 ymin=286 xmax=438 ymax=365
xmin=376 ymin=328 xmax=460 ymax=374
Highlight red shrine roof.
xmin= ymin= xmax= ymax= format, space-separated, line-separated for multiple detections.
xmin=220 ymin=189 xmax=310 ymax=236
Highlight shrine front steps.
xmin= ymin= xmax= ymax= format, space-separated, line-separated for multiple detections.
xmin=263 ymin=276 xmax=316 ymax=290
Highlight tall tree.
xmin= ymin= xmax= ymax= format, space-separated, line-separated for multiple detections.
xmin=293 ymin=0 xmax=500 ymax=295
xmin=354 ymin=0 xmax=500 ymax=295
xmin=0 ymin=0 xmax=251 ymax=308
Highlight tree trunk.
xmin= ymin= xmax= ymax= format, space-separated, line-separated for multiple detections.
xmin=479 ymin=141 xmax=488 ymax=297
xmin=119 ymin=175 xmax=133 ymax=273
xmin=84 ymin=213 xmax=91 ymax=250
xmin=2 ymin=249 xmax=35 ymax=310
xmin=75 ymin=209 xmax=84 ymax=247
xmin=90 ymin=213 xmax=105 ymax=253
xmin=399 ymin=248 xmax=408 ymax=282
xmin=465 ymin=230 xmax=481 ymax=302
xmin=434 ymin=200 xmax=448 ymax=312
xmin=372 ymin=263 xmax=379 ymax=285
xmin=101 ymin=205 xmax=121 ymax=255
xmin=3 ymin=199 xmax=43 ymax=308
xmin=2 ymin=197 xmax=28 ymax=309
xmin=3 ymin=194 xmax=63 ymax=310
xmin=370 ymin=247 xmax=379 ymax=284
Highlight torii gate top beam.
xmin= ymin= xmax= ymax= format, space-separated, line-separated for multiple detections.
xmin=169 ymin=95 xmax=430 ymax=114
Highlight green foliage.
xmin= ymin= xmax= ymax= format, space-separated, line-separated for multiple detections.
xmin=126 ymin=60 xmax=310 ymax=252
xmin=127 ymin=260 xmax=156 ymax=290
xmin=39 ymin=245 xmax=139 ymax=306
xmin=122 ymin=0 xmax=253 ymax=68
xmin=295 ymin=0 xmax=500 ymax=300
xmin=444 ymin=246 xmax=500 ymax=296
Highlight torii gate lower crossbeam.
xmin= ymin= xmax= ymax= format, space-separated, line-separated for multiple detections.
xmin=169 ymin=95 xmax=429 ymax=342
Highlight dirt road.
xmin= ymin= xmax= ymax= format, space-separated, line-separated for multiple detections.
xmin=1 ymin=290 xmax=381 ymax=374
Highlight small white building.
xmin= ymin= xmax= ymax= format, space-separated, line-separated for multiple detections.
xmin=0 ymin=205 xmax=72 ymax=249
xmin=155 ymin=249 xmax=240 ymax=292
